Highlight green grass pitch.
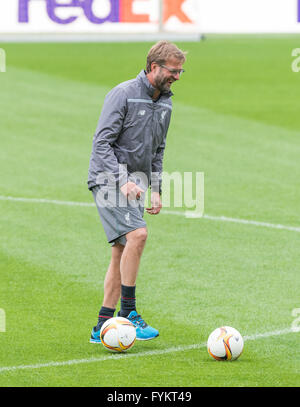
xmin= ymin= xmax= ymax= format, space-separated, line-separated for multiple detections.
xmin=0 ymin=36 xmax=300 ymax=387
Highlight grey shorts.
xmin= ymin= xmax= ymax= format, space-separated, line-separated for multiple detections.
xmin=92 ymin=185 xmax=147 ymax=246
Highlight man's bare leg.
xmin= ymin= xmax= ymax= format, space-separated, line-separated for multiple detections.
xmin=120 ymin=227 xmax=148 ymax=286
xmin=118 ymin=227 xmax=159 ymax=339
xmin=102 ymin=243 xmax=124 ymax=309
xmin=119 ymin=227 xmax=147 ymax=317
xmin=100 ymin=227 xmax=147 ymax=314
xmin=90 ymin=243 xmax=125 ymax=339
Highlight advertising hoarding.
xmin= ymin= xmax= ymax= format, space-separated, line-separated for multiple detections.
xmin=0 ymin=0 xmax=300 ymax=39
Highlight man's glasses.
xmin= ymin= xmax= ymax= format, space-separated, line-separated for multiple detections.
xmin=159 ymin=64 xmax=185 ymax=77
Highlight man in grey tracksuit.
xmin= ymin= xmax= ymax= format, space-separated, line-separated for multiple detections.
xmin=88 ymin=41 xmax=186 ymax=342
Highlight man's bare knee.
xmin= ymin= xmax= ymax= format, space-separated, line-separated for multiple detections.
xmin=127 ymin=228 xmax=148 ymax=245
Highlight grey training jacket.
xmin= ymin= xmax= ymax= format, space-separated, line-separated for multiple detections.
xmin=87 ymin=70 xmax=173 ymax=193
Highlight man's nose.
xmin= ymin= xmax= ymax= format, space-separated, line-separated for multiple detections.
xmin=173 ymin=72 xmax=180 ymax=80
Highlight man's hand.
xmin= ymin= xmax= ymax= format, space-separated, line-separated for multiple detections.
xmin=146 ymin=192 xmax=162 ymax=215
xmin=120 ymin=181 xmax=144 ymax=201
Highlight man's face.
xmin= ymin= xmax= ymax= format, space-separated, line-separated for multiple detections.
xmin=152 ymin=57 xmax=184 ymax=93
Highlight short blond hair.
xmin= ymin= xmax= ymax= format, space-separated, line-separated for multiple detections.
xmin=146 ymin=40 xmax=187 ymax=73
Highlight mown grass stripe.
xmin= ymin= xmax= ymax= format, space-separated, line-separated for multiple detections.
xmin=0 ymin=327 xmax=298 ymax=374
xmin=1 ymin=195 xmax=300 ymax=233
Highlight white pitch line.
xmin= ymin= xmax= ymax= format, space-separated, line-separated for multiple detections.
xmin=0 ymin=327 xmax=298 ymax=374
xmin=0 ymin=195 xmax=94 ymax=207
xmin=203 ymin=214 xmax=300 ymax=233
xmin=1 ymin=195 xmax=300 ymax=233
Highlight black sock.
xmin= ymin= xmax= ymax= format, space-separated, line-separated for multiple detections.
xmin=95 ymin=306 xmax=115 ymax=331
xmin=120 ymin=285 xmax=136 ymax=317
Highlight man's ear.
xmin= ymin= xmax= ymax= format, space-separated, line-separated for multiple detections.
xmin=151 ymin=62 xmax=158 ymax=72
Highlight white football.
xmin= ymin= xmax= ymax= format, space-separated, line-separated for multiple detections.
xmin=207 ymin=326 xmax=244 ymax=361
xmin=100 ymin=317 xmax=136 ymax=352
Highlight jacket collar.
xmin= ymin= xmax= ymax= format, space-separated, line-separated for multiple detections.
xmin=137 ymin=70 xmax=173 ymax=98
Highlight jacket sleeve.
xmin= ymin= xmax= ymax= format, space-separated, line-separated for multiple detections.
xmin=92 ymin=86 xmax=128 ymax=187
xmin=151 ymin=112 xmax=171 ymax=194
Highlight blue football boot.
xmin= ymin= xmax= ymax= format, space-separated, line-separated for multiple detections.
xmin=118 ymin=310 xmax=159 ymax=341
xmin=90 ymin=326 xmax=102 ymax=344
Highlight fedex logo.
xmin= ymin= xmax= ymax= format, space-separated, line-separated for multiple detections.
xmin=18 ymin=0 xmax=192 ymax=25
